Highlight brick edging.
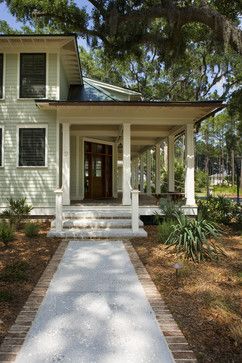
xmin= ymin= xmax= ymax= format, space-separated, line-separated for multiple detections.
xmin=0 ymin=241 xmax=68 ymax=363
xmin=124 ymin=241 xmax=197 ymax=363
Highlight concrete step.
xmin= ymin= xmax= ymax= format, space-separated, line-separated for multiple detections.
xmin=47 ymin=228 xmax=147 ymax=239
xmin=51 ymin=218 xmax=143 ymax=229
xmin=63 ymin=211 xmax=132 ymax=219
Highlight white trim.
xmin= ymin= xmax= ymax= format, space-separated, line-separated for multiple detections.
xmin=0 ymin=53 xmax=6 ymax=100
xmin=0 ymin=125 xmax=4 ymax=168
xmin=56 ymin=121 xmax=60 ymax=187
xmin=16 ymin=124 xmax=48 ymax=168
xmin=17 ymin=52 xmax=48 ymax=100
xmin=76 ymin=135 xmax=80 ymax=198
xmin=56 ymin=51 xmax=60 ymax=100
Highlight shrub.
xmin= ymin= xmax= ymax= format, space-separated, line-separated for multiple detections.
xmin=1 ymin=197 xmax=32 ymax=229
xmin=158 ymin=220 xmax=175 ymax=242
xmin=24 ymin=222 xmax=40 ymax=238
xmin=165 ymin=213 xmax=223 ymax=262
xmin=0 ymin=261 xmax=30 ymax=282
xmin=159 ymin=198 xmax=183 ymax=222
xmin=0 ymin=222 xmax=14 ymax=245
xmin=198 ymin=196 xmax=241 ymax=225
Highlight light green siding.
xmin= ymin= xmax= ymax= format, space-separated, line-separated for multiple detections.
xmin=0 ymin=53 xmax=58 ymax=210
xmin=60 ymin=60 xmax=69 ymax=100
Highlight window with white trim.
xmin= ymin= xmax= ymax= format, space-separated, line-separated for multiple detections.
xmin=20 ymin=53 xmax=46 ymax=98
xmin=0 ymin=127 xmax=2 ymax=166
xmin=0 ymin=54 xmax=3 ymax=99
xmin=18 ymin=127 xmax=46 ymax=167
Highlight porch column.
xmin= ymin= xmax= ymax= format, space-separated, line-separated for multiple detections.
xmin=155 ymin=143 xmax=161 ymax=194
xmin=146 ymin=149 xmax=152 ymax=195
xmin=122 ymin=123 xmax=131 ymax=205
xmin=185 ymin=123 xmax=196 ymax=205
xmin=140 ymin=154 xmax=144 ymax=192
xmin=113 ymin=142 xmax=118 ymax=198
xmin=62 ymin=122 xmax=70 ymax=205
xmin=168 ymin=135 xmax=175 ymax=192
xmin=163 ymin=140 xmax=168 ymax=171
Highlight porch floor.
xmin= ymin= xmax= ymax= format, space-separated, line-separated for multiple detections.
xmin=71 ymin=193 xmax=158 ymax=206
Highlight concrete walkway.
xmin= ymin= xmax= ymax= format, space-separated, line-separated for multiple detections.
xmin=15 ymin=241 xmax=175 ymax=363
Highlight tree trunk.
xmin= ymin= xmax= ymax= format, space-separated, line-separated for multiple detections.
xmin=231 ymin=150 xmax=235 ymax=186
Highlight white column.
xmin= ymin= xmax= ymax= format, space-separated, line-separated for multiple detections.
xmin=54 ymin=188 xmax=63 ymax=232
xmin=122 ymin=123 xmax=131 ymax=205
xmin=140 ymin=154 xmax=144 ymax=193
xmin=62 ymin=122 xmax=70 ymax=205
xmin=163 ymin=140 xmax=168 ymax=171
xmin=168 ymin=135 xmax=175 ymax=192
xmin=185 ymin=124 xmax=196 ymax=205
xmin=155 ymin=143 xmax=161 ymax=194
xmin=131 ymin=189 xmax=140 ymax=233
xmin=146 ymin=150 xmax=152 ymax=195
xmin=113 ymin=142 xmax=118 ymax=198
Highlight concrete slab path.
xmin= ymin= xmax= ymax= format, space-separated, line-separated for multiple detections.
xmin=14 ymin=240 xmax=175 ymax=363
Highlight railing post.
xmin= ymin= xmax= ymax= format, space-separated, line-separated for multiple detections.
xmin=132 ymin=189 xmax=140 ymax=233
xmin=54 ymin=188 xmax=63 ymax=232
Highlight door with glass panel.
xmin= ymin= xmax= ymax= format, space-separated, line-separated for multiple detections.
xmin=84 ymin=142 xmax=112 ymax=199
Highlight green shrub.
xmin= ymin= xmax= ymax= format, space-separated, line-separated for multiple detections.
xmin=0 ymin=261 xmax=30 ymax=282
xmin=159 ymin=198 xmax=183 ymax=222
xmin=158 ymin=220 xmax=175 ymax=242
xmin=0 ymin=290 xmax=14 ymax=302
xmin=24 ymin=222 xmax=40 ymax=238
xmin=198 ymin=196 xmax=241 ymax=225
xmin=0 ymin=222 xmax=14 ymax=245
xmin=165 ymin=213 xmax=223 ymax=262
xmin=1 ymin=198 xmax=33 ymax=229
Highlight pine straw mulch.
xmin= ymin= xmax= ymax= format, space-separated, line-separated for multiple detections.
xmin=0 ymin=221 xmax=61 ymax=345
xmin=130 ymin=225 xmax=242 ymax=363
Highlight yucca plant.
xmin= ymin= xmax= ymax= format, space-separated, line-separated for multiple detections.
xmin=1 ymin=198 xmax=32 ymax=230
xmin=165 ymin=213 xmax=223 ymax=262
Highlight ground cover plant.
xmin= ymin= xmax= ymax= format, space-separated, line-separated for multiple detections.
xmin=130 ymin=226 xmax=242 ymax=363
xmin=0 ymin=221 xmax=60 ymax=344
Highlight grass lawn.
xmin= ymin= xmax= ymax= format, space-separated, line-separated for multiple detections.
xmin=131 ymin=226 xmax=242 ymax=363
xmin=0 ymin=221 xmax=61 ymax=345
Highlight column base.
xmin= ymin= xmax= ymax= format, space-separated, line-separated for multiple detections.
xmin=181 ymin=205 xmax=198 ymax=216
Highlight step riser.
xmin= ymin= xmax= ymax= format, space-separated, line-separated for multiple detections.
xmin=51 ymin=219 xmax=143 ymax=229
xmin=63 ymin=212 xmax=132 ymax=219
xmin=48 ymin=228 xmax=147 ymax=238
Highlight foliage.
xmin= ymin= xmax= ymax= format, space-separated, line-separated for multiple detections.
xmin=24 ymin=222 xmax=40 ymax=238
xmin=165 ymin=214 xmax=222 ymax=262
xmin=158 ymin=220 xmax=175 ymax=242
xmin=0 ymin=221 xmax=14 ymax=245
xmin=1 ymin=198 xmax=33 ymax=229
xmin=0 ymin=290 xmax=14 ymax=302
xmin=159 ymin=198 xmax=183 ymax=222
xmin=198 ymin=196 xmax=242 ymax=225
xmin=0 ymin=261 xmax=30 ymax=282
xmin=195 ymin=169 xmax=208 ymax=192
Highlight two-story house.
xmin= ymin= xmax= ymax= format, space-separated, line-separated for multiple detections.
xmin=0 ymin=34 xmax=224 ymax=237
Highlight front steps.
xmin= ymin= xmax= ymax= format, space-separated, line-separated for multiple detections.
xmin=48 ymin=208 xmax=147 ymax=238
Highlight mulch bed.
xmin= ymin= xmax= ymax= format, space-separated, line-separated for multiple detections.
xmin=130 ymin=225 xmax=242 ymax=363
xmin=0 ymin=221 xmax=61 ymax=345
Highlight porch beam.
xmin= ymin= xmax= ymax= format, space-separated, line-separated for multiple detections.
xmin=122 ymin=123 xmax=131 ymax=205
xmin=155 ymin=143 xmax=161 ymax=194
xmin=168 ymin=135 xmax=175 ymax=192
xmin=62 ymin=122 xmax=70 ymax=205
xmin=185 ymin=123 xmax=196 ymax=206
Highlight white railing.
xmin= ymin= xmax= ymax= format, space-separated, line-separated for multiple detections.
xmin=54 ymin=188 xmax=63 ymax=232
xmin=131 ymin=189 xmax=140 ymax=233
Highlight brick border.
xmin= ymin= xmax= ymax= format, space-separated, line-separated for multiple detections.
xmin=124 ymin=241 xmax=197 ymax=363
xmin=0 ymin=241 xmax=68 ymax=363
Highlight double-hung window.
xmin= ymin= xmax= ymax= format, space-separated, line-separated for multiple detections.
xmin=0 ymin=54 xmax=3 ymax=99
xmin=18 ymin=126 xmax=47 ymax=167
xmin=20 ymin=53 xmax=46 ymax=98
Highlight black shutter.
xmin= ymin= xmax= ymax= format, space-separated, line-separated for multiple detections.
xmin=0 ymin=54 xmax=3 ymax=99
xmin=20 ymin=53 xmax=46 ymax=98
xmin=0 ymin=128 xmax=2 ymax=167
xmin=19 ymin=128 xmax=46 ymax=166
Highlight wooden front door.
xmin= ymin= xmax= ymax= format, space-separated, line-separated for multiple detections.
xmin=84 ymin=141 xmax=112 ymax=199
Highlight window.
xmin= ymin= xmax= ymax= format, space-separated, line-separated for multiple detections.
xmin=0 ymin=54 xmax=3 ymax=98
xmin=18 ymin=127 xmax=47 ymax=167
xmin=20 ymin=53 xmax=46 ymax=98
xmin=0 ymin=128 xmax=3 ymax=166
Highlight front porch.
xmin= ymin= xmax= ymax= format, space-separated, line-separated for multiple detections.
xmin=36 ymin=101 xmax=223 ymax=237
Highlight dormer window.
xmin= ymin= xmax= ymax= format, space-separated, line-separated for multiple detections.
xmin=20 ymin=53 xmax=46 ymax=98
xmin=0 ymin=54 xmax=3 ymax=99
